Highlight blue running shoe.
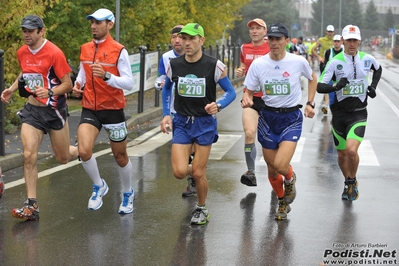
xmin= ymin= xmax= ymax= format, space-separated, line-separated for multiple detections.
xmin=118 ymin=187 xmax=134 ymax=214
xmin=342 ymin=180 xmax=359 ymax=201
xmin=88 ymin=179 xmax=109 ymax=210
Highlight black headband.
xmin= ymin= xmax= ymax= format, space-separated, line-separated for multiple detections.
xmin=171 ymin=27 xmax=182 ymax=34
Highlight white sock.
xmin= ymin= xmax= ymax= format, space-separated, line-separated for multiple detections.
xmin=118 ymin=160 xmax=132 ymax=193
xmin=82 ymin=156 xmax=103 ymax=186
xmin=284 ymin=178 xmax=293 ymax=184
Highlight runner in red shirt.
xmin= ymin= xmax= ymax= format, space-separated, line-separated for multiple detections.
xmin=236 ymin=18 xmax=270 ymax=187
xmin=1 ymin=15 xmax=78 ymax=220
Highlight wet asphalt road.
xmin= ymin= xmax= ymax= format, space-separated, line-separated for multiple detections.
xmin=1 ymin=51 xmax=399 ymax=266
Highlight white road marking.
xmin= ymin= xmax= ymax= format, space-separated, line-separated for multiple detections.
xmin=378 ymin=81 xmax=399 ymax=118
xmin=358 ymin=139 xmax=379 ymax=166
xmin=291 ymin=137 xmax=305 ymax=163
xmin=258 ymin=138 xmax=379 ymax=166
xmin=127 ymin=132 xmax=171 ymax=157
xmin=259 ymin=138 xmax=305 ymax=163
xmin=209 ymin=134 xmax=242 ymax=160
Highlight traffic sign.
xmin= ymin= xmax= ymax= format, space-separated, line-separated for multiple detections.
xmin=291 ymin=23 xmax=299 ymax=31
xmin=388 ymin=28 xmax=396 ymax=36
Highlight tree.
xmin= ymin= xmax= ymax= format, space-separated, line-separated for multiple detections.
xmin=230 ymin=0 xmax=299 ymax=45
xmin=384 ymin=7 xmax=395 ymax=30
xmin=311 ymin=0 xmax=364 ymax=37
xmin=0 ymin=0 xmax=55 ymax=83
xmin=0 ymin=0 xmax=248 ymax=131
xmin=364 ymin=0 xmax=382 ymax=30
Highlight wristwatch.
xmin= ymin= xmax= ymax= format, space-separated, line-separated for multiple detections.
xmin=306 ymin=101 xmax=315 ymax=109
xmin=217 ymin=103 xmax=222 ymax=112
xmin=48 ymin=89 xmax=54 ymax=98
xmin=103 ymin=71 xmax=111 ymax=81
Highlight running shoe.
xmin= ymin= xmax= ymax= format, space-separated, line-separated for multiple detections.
xmin=88 ymin=179 xmax=109 ymax=210
xmin=118 ymin=187 xmax=134 ymax=214
xmin=284 ymin=172 xmax=297 ymax=204
xmin=240 ymin=171 xmax=257 ymax=186
xmin=190 ymin=205 xmax=210 ymax=225
xmin=275 ymin=199 xmax=291 ymax=220
xmin=342 ymin=179 xmax=359 ymax=201
xmin=11 ymin=200 xmax=40 ymax=221
xmin=182 ymin=175 xmax=197 ymax=197
xmin=321 ymin=104 xmax=328 ymax=114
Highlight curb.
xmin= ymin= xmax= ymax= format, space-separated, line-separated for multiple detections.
xmin=0 ymin=152 xmax=51 ymax=173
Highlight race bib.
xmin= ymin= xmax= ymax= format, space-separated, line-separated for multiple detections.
xmin=178 ymin=77 xmax=206 ymax=97
xmin=103 ymin=122 xmax=128 ymax=142
xmin=342 ymin=79 xmax=365 ymax=96
xmin=264 ymin=77 xmax=291 ymax=96
xmin=23 ymin=73 xmax=44 ymax=91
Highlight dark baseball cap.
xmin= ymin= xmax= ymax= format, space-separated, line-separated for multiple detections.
xmin=19 ymin=15 xmax=45 ymax=29
xmin=266 ymin=23 xmax=289 ymax=38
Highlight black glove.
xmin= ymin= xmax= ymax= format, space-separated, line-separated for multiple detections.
xmin=334 ymin=77 xmax=349 ymax=91
xmin=367 ymin=86 xmax=376 ymax=98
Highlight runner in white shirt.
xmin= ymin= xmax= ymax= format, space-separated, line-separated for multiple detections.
xmin=317 ymin=25 xmax=382 ymax=201
xmin=241 ymin=23 xmax=317 ymax=220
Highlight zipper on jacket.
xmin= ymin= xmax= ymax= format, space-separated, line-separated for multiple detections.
xmin=352 ymin=55 xmax=356 ymax=79
xmin=92 ymin=42 xmax=98 ymax=110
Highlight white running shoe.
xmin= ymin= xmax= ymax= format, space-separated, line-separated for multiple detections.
xmin=88 ymin=179 xmax=109 ymax=210
xmin=118 ymin=188 xmax=134 ymax=214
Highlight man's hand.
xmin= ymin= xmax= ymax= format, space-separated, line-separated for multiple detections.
xmin=335 ymin=77 xmax=349 ymax=91
xmin=204 ymin=102 xmax=218 ymax=114
xmin=32 ymin=85 xmax=50 ymax=98
xmin=90 ymin=60 xmax=106 ymax=79
xmin=367 ymin=86 xmax=376 ymax=98
xmin=304 ymin=105 xmax=315 ymax=118
xmin=160 ymin=115 xmax=172 ymax=134
xmin=235 ymin=67 xmax=245 ymax=78
xmin=72 ymin=81 xmax=84 ymax=98
xmin=1 ymin=88 xmax=16 ymax=104
xmin=241 ymin=90 xmax=253 ymax=108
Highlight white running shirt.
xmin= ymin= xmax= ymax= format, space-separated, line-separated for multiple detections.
xmin=244 ymin=52 xmax=313 ymax=108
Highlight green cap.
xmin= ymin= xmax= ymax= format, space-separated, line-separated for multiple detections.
xmin=180 ymin=23 xmax=204 ymax=37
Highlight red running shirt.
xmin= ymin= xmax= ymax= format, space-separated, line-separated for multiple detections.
xmin=240 ymin=41 xmax=270 ymax=97
xmin=17 ymin=40 xmax=70 ymax=109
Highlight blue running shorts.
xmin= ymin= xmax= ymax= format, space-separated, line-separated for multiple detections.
xmin=172 ymin=113 xmax=218 ymax=146
xmin=257 ymin=109 xmax=303 ymax=150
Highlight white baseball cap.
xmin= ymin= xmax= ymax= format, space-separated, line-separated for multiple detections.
xmin=333 ymin=34 xmax=341 ymax=41
xmin=342 ymin=25 xmax=361 ymax=40
xmin=326 ymin=25 xmax=334 ymax=31
xmin=86 ymin=8 xmax=115 ymax=23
